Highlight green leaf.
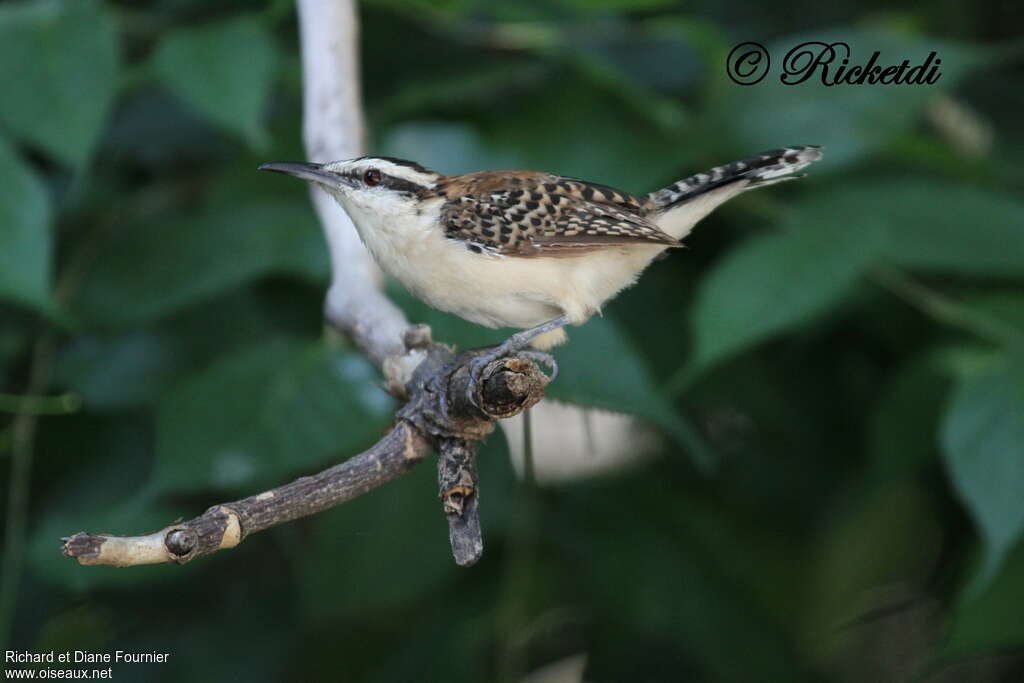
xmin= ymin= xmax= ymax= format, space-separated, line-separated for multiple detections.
xmin=725 ymin=29 xmax=992 ymax=169
xmin=0 ymin=328 xmax=28 ymax=388
xmin=296 ymin=462 xmax=456 ymax=619
xmin=931 ymin=344 xmax=1009 ymax=380
xmin=941 ymin=351 xmax=1024 ymax=594
xmin=374 ymin=64 xmax=548 ymax=124
xmin=960 ymin=292 xmax=1024 ymax=334
xmin=880 ymin=182 xmax=1024 ymax=277
xmin=0 ymin=0 xmax=118 ymax=166
xmin=55 ymin=291 xmax=301 ymax=411
xmin=679 ymin=180 xmax=1024 ymax=385
xmin=868 ymin=353 xmax=951 ymax=481
xmin=681 ymin=209 xmax=884 ymax=384
xmin=73 ymin=199 xmax=329 ymax=326
xmin=483 ymin=82 xmax=688 ymax=191
xmin=805 ymin=483 xmax=938 ymax=632
xmin=571 ymin=474 xmax=804 ymax=681
xmin=153 ymin=337 xmax=393 ymax=495
xmin=562 ymin=0 xmax=676 ymax=9
xmin=0 ymin=137 xmax=52 ymax=311
xmin=55 ymin=330 xmax=195 ymax=411
xmin=380 ymin=122 xmax=525 ymax=176
xmin=827 ymin=180 xmax=1024 ymax=280
xmin=153 ymin=17 xmax=277 ymax=148
xmin=944 ymin=538 xmax=1024 ymax=660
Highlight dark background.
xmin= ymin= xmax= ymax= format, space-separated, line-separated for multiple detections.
xmin=2 ymin=0 xmax=1024 ymax=681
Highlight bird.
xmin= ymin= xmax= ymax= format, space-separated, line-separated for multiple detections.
xmin=260 ymin=146 xmax=823 ymax=376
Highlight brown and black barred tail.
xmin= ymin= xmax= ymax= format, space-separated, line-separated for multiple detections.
xmin=647 ymin=145 xmax=823 ymax=214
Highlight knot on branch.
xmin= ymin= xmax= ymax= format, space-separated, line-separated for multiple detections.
xmin=396 ymin=345 xmax=551 ymax=442
xmin=165 ymin=528 xmax=197 ymax=558
xmin=468 ymin=356 xmax=549 ymax=419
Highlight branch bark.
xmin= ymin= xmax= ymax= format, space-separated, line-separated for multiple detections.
xmin=63 ymin=423 xmax=428 ymax=567
xmin=61 ymin=0 xmax=554 ymax=569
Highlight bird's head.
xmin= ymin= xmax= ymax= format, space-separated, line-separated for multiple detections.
xmin=259 ymin=156 xmax=441 ymax=223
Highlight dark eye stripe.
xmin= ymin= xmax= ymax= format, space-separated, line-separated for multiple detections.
xmin=380 ymin=174 xmax=424 ymax=195
xmin=344 ymin=170 xmax=424 ymax=195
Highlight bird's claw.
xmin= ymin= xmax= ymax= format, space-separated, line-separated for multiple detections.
xmin=465 ymin=351 xmax=499 ymax=409
xmin=514 ymin=351 xmax=558 ymax=382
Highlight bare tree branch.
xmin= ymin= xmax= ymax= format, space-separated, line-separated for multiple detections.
xmin=62 ymin=351 xmax=549 ymax=567
xmin=438 ymin=439 xmax=483 ymax=567
xmin=63 ymin=423 xmax=429 ymax=567
xmin=61 ymin=0 xmax=554 ymax=569
xmin=297 ymin=0 xmax=411 ymax=367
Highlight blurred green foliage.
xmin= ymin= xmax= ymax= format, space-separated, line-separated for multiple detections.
xmin=2 ymin=0 xmax=1023 ymax=680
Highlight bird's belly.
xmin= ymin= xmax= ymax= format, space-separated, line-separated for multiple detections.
xmin=396 ymin=255 xmax=563 ymax=329
xmin=370 ymin=225 xmax=665 ymax=330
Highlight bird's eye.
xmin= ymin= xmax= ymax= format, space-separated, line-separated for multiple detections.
xmin=363 ymin=169 xmax=382 ymax=186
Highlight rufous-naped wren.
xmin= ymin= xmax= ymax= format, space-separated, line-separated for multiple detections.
xmin=261 ymin=146 xmax=823 ymax=361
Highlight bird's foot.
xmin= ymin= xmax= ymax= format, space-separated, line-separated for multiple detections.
xmin=460 ymin=315 xmax=571 ymax=411
xmin=514 ymin=351 xmax=559 ymax=382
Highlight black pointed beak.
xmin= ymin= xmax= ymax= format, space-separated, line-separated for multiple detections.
xmin=258 ymin=162 xmax=350 ymax=188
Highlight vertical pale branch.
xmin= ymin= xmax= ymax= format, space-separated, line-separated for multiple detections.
xmin=296 ymin=0 xmax=410 ymax=366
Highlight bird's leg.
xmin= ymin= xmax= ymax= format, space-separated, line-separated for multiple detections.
xmin=490 ymin=315 xmax=572 ymax=357
xmin=465 ymin=315 xmax=570 ymax=406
